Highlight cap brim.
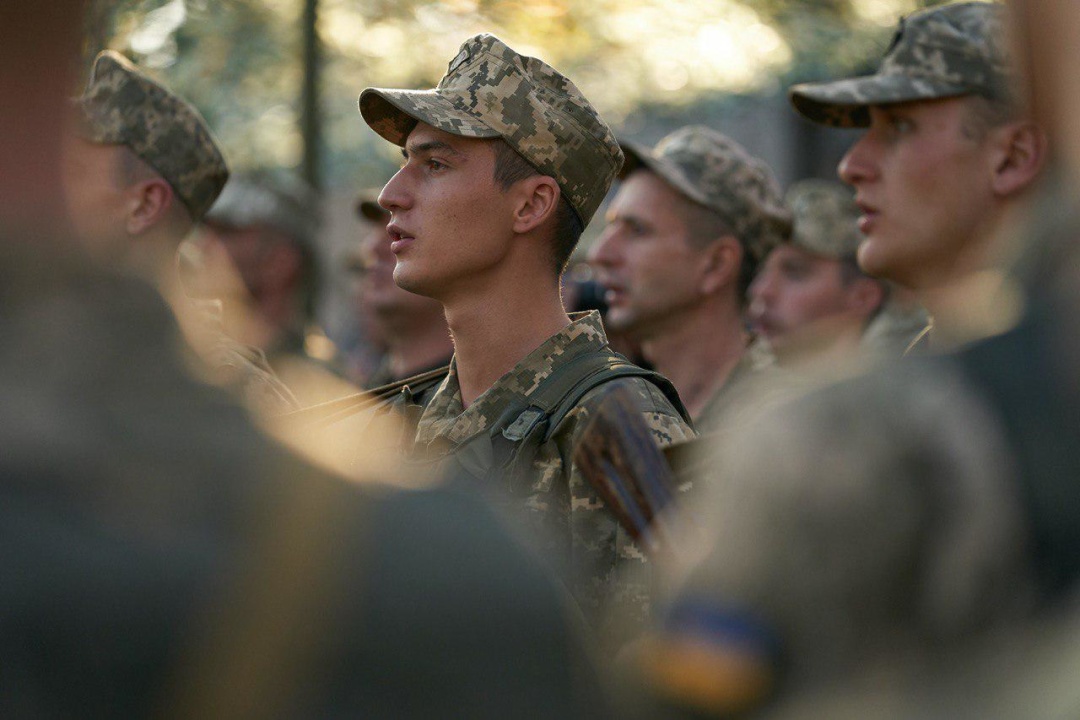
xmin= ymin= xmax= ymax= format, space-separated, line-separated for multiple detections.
xmin=359 ymin=88 xmax=501 ymax=146
xmin=619 ymin=140 xmax=713 ymax=211
xmin=789 ymin=75 xmax=971 ymax=128
xmin=356 ymin=197 xmax=387 ymax=222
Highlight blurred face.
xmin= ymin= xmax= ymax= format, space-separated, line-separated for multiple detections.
xmin=588 ymin=171 xmax=710 ymax=338
xmin=356 ymin=215 xmax=445 ymax=323
xmin=838 ymin=97 xmax=999 ymax=289
xmin=377 ymin=123 xmax=517 ymax=301
xmin=61 ymin=139 xmax=131 ymax=253
xmin=748 ymin=245 xmax=869 ymax=359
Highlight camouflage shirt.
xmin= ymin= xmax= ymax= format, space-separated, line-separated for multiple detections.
xmin=411 ymin=311 xmax=694 ymax=640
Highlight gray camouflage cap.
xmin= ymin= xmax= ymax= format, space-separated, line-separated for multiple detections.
xmin=785 ymin=179 xmax=862 ymax=259
xmin=789 ymin=2 xmax=1013 ymax=128
xmin=620 ymin=126 xmax=790 ymax=261
xmin=204 ymin=170 xmax=321 ymax=248
xmin=77 ymin=51 xmax=228 ymax=220
xmin=358 ymin=33 xmax=622 ymax=227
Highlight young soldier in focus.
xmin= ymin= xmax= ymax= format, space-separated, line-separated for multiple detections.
xmin=358 ymin=34 xmax=694 ymax=639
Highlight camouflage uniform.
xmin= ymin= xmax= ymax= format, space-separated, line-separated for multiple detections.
xmin=359 ymin=37 xmax=694 ymax=639
xmin=410 ymin=311 xmax=693 ymax=633
xmin=618 ymin=126 xmax=790 ymax=436
xmin=78 ymin=51 xmax=299 ymax=414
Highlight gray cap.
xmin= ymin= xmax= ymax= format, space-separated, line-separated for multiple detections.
xmin=789 ymin=2 xmax=1013 ymax=128
xmin=204 ymin=170 xmax=321 ymax=248
xmin=785 ymin=179 xmax=862 ymax=260
xmin=355 ymin=190 xmax=388 ymax=222
xmin=620 ymin=126 xmax=790 ymax=262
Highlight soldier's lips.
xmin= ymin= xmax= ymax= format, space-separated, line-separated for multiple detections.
xmin=855 ymin=200 xmax=879 ymax=235
xmin=387 ymin=225 xmax=415 ymax=254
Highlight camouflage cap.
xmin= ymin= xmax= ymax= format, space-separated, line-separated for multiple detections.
xmin=620 ymin=126 xmax=790 ymax=261
xmin=358 ymin=33 xmax=622 ymax=227
xmin=204 ymin=170 xmax=321 ymax=248
xmin=785 ymin=179 xmax=862 ymax=259
xmin=789 ymin=2 xmax=1013 ymax=128
xmin=77 ymin=51 xmax=228 ymax=220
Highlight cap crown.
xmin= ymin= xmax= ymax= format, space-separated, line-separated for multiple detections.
xmin=360 ymin=34 xmax=622 ymax=226
xmin=786 ymin=180 xmax=862 ymax=259
xmin=624 ymin=126 xmax=790 ymax=261
xmin=79 ymin=51 xmax=228 ymax=220
xmin=879 ymin=2 xmax=1011 ymax=99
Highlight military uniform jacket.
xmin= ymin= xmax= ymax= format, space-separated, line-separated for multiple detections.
xmin=408 ymin=311 xmax=695 ymax=634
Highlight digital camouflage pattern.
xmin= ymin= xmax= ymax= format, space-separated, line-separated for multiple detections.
xmin=789 ymin=2 xmax=1013 ymax=128
xmin=411 ymin=311 xmax=694 ymax=639
xmin=620 ymin=126 xmax=790 ymax=263
xmin=205 ymin=170 xmax=321 ymax=249
xmin=785 ymin=179 xmax=862 ymax=260
xmin=359 ymin=33 xmax=623 ymax=227
xmin=78 ymin=51 xmax=228 ymax=220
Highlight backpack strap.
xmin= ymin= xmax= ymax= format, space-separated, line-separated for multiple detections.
xmin=497 ymin=348 xmax=690 ymax=444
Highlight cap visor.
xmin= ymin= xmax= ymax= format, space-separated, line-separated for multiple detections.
xmin=619 ymin=140 xmax=713 ymax=210
xmin=789 ymin=75 xmax=971 ymax=128
xmin=359 ymin=88 xmax=500 ymax=146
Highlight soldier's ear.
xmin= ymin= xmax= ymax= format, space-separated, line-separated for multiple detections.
xmin=699 ymin=236 xmax=741 ymax=295
xmin=126 ymin=177 xmax=175 ymax=235
xmin=510 ymin=175 xmax=560 ymax=235
xmin=991 ymin=121 xmax=1047 ymax=198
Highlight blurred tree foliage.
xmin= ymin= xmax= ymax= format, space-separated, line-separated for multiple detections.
xmin=85 ymin=0 xmax=949 ymax=189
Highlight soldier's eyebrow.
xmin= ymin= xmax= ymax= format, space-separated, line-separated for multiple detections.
xmin=401 ymin=140 xmax=465 ymax=160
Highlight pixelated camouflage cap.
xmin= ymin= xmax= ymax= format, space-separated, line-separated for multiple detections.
xmin=785 ymin=179 xmax=862 ymax=259
xmin=620 ymin=126 xmax=790 ymax=261
xmin=77 ymin=50 xmax=228 ymax=220
xmin=789 ymin=2 xmax=1013 ymax=128
xmin=204 ymin=170 xmax=321 ymax=248
xmin=358 ymin=33 xmax=623 ymax=226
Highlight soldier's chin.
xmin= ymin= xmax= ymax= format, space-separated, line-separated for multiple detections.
xmin=603 ymin=307 xmax=638 ymax=334
xmin=392 ymin=267 xmax=440 ymax=300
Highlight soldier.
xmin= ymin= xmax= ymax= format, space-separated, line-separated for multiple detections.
xmin=748 ymin=179 xmax=897 ymax=369
xmin=351 ymin=191 xmax=452 ymax=388
xmin=358 ymin=33 xmax=694 ymax=640
xmin=789 ymin=1 xmax=1046 ymax=349
xmin=197 ymin=170 xmax=343 ymax=403
xmin=1 ymin=5 xmax=615 ymax=717
xmin=588 ymin=126 xmax=790 ymax=434
xmin=64 ymin=50 xmax=297 ymax=414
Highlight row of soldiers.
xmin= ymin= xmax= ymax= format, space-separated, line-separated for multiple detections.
xmin=4 ymin=0 xmax=1080 ymax=717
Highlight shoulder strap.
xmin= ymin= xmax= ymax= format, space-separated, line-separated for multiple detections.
xmin=281 ymin=365 xmax=450 ymax=430
xmin=495 ymin=348 xmax=690 ymax=444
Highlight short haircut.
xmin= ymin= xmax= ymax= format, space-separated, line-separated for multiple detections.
xmin=678 ymin=192 xmax=757 ymax=305
xmin=959 ymin=94 xmax=1020 ymax=141
xmin=113 ymin=145 xmax=194 ymax=230
xmin=492 ymin=140 xmax=583 ymax=275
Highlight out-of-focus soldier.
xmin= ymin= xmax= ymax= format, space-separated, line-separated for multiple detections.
xmin=196 ymin=169 xmax=347 ymax=404
xmin=748 ymin=179 xmax=922 ymax=371
xmin=357 ymin=33 xmax=693 ymax=645
xmin=350 ymin=192 xmax=452 ymax=389
xmin=1 ymin=6 xmax=616 ymax=717
xmin=790 ymin=1 xmax=1046 ymax=350
xmin=63 ymin=50 xmax=297 ymax=415
xmin=588 ymin=126 xmax=790 ymax=434
xmin=629 ymin=3 xmax=1080 ymax=717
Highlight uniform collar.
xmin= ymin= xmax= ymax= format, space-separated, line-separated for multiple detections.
xmin=414 ymin=310 xmax=608 ymax=448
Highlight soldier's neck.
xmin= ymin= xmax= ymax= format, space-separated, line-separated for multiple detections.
xmin=641 ymin=298 xmax=748 ymax=422
xmin=445 ymin=286 xmax=570 ymax=408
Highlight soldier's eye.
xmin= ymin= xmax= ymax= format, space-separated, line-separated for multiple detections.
xmin=427 ymin=159 xmax=447 ymax=171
